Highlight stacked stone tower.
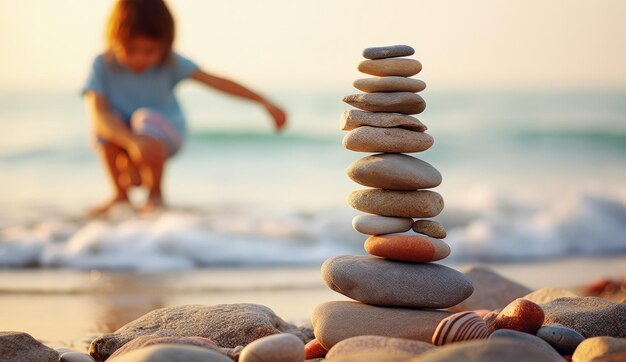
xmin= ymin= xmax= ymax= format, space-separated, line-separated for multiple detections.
xmin=311 ymin=45 xmax=474 ymax=350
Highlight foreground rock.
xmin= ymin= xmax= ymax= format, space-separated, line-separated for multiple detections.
xmin=449 ymin=266 xmax=532 ymax=312
xmin=353 ymin=77 xmax=426 ymax=93
xmin=239 ymin=333 xmax=304 ymax=362
xmin=60 ymin=352 xmax=95 ymax=362
xmin=107 ymin=345 xmax=232 ymax=362
xmin=0 ymin=332 xmax=60 ymax=362
xmin=322 ymin=255 xmax=473 ymax=308
xmin=325 ymin=335 xmax=434 ymax=360
xmin=358 ymin=59 xmax=422 ymax=77
xmin=108 ymin=335 xmax=238 ymax=360
xmin=541 ymin=297 xmax=626 ymax=338
xmin=490 ymin=329 xmax=563 ymax=361
xmin=494 ymin=298 xmax=545 ymax=334
xmin=348 ymin=189 xmax=443 ymax=218
xmin=362 ymin=45 xmax=415 ymax=60
xmin=343 ymin=92 xmax=425 ymax=114
xmin=343 ymin=126 xmax=433 ymax=153
xmin=347 ymin=153 xmax=441 ymax=190
xmin=536 ymin=325 xmax=585 ymax=355
xmin=412 ymin=220 xmax=447 ymax=238
xmin=418 ymin=338 xmax=563 ymax=362
xmin=311 ymin=301 xmax=450 ymax=349
xmin=352 ymin=214 xmax=413 ymax=235
xmin=432 ymin=312 xmax=488 ymax=346
xmin=572 ymin=336 xmax=626 ymax=362
xmin=524 ymin=287 xmax=578 ymax=304
xmin=89 ymin=304 xmax=312 ymax=361
xmin=364 ymin=233 xmax=450 ymax=262
xmin=340 ymin=110 xmax=426 ymax=132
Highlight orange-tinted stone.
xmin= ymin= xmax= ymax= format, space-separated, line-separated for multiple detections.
xmin=304 ymin=338 xmax=328 ymax=359
xmin=365 ymin=233 xmax=450 ymax=262
xmin=494 ymin=298 xmax=545 ymax=334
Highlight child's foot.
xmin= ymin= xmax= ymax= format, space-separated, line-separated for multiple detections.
xmin=88 ymin=197 xmax=131 ymax=217
xmin=139 ymin=196 xmax=166 ymax=214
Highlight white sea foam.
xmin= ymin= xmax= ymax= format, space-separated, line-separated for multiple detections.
xmin=1 ymin=189 xmax=626 ymax=271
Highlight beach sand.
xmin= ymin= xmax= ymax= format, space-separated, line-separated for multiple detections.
xmin=1 ymin=255 xmax=624 ymax=352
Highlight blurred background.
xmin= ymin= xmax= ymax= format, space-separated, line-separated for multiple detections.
xmin=1 ymin=0 xmax=626 ymax=269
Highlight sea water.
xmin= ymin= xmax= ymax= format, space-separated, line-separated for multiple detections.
xmin=1 ymin=87 xmax=626 ymax=270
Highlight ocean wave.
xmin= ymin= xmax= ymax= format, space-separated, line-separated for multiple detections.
xmin=1 ymin=189 xmax=626 ymax=271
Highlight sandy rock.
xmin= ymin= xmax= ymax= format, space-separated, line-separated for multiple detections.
xmin=353 ymin=77 xmax=426 ymax=93
xmin=364 ymin=233 xmax=450 ymax=262
xmin=311 ymin=301 xmax=451 ymax=349
xmin=489 ymin=329 xmax=563 ymax=361
xmin=340 ymin=110 xmax=426 ymax=132
xmin=108 ymin=335 xmax=237 ymax=360
xmin=412 ymin=220 xmax=447 ymax=238
xmin=572 ymin=337 xmax=626 ymax=362
xmin=524 ymin=287 xmax=578 ymax=304
xmin=432 ymin=312 xmax=489 ymax=346
xmin=326 ymin=335 xmax=434 ymax=360
xmin=107 ymin=345 xmax=232 ymax=362
xmin=418 ymin=338 xmax=563 ymax=362
xmin=537 ymin=325 xmax=585 ymax=355
xmin=362 ymin=45 xmax=415 ymax=60
xmin=352 ymin=214 xmax=413 ymax=235
xmin=347 ymin=153 xmax=441 ymax=190
xmin=89 ymin=304 xmax=312 ymax=361
xmin=343 ymin=92 xmax=425 ymax=114
xmin=239 ymin=333 xmax=304 ymax=362
xmin=449 ymin=266 xmax=532 ymax=312
xmin=494 ymin=298 xmax=545 ymax=334
xmin=343 ymin=126 xmax=433 ymax=153
xmin=348 ymin=189 xmax=443 ymax=218
xmin=541 ymin=297 xmax=626 ymax=338
xmin=321 ymin=255 xmax=473 ymax=308
xmin=0 ymin=332 xmax=60 ymax=362
xmin=358 ymin=59 xmax=422 ymax=77
xmin=60 ymin=352 xmax=95 ymax=362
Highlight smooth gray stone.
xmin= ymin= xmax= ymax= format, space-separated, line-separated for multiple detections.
xmin=362 ymin=45 xmax=415 ymax=59
xmin=340 ymin=110 xmax=427 ymax=132
xmin=348 ymin=189 xmax=444 ymax=218
xmin=353 ymin=77 xmax=426 ymax=93
xmin=536 ymin=325 xmax=585 ymax=355
xmin=0 ymin=332 xmax=60 ymax=362
xmin=107 ymin=345 xmax=232 ymax=362
xmin=343 ymin=92 xmax=425 ymax=114
xmin=343 ymin=126 xmax=433 ymax=153
xmin=347 ymin=153 xmax=441 ymax=190
xmin=321 ymin=255 xmax=473 ymax=308
xmin=418 ymin=339 xmax=562 ymax=362
xmin=489 ymin=329 xmax=563 ymax=361
xmin=541 ymin=297 xmax=626 ymax=338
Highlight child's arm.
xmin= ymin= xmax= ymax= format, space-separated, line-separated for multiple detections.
xmin=190 ymin=69 xmax=287 ymax=131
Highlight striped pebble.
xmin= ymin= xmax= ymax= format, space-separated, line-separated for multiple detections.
xmin=432 ymin=311 xmax=489 ymax=346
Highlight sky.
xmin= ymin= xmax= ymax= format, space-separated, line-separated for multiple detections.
xmin=1 ymin=0 xmax=626 ymax=91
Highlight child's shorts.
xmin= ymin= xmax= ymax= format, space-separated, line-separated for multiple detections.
xmin=94 ymin=108 xmax=183 ymax=157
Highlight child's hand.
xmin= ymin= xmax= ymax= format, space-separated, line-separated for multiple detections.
xmin=264 ymin=102 xmax=287 ymax=132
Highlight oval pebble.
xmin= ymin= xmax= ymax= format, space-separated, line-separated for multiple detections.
xmin=358 ymin=58 xmax=422 ymax=77
xmin=536 ymin=325 xmax=585 ymax=355
xmin=347 ymin=153 xmax=441 ymax=190
xmin=365 ymin=233 xmax=450 ymax=262
xmin=340 ymin=110 xmax=427 ymax=132
xmin=412 ymin=220 xmax=447 ymax=238
xmin=239 ymin=333 xmax=304 ymax=362
xmin=432 ymin=312 xmax=489 ymax=346
xmin=343 ymin=92 xmax=426 ymax=114
xmin=61 ymin=352 xmax=95 ymax=362
xmin=348 ymin=189 xmax=444 ymax=218
xmin=352 ymin=214 xmax=413 ymax=235
xmin=353 ymin=77 xmax=426 ymax=93
xmin=362 ymin=45 xmax=415 ymax=59
xmin=343 ymin=126 xmax=433 ymax=153
xmin=494 ymin=298 xmax=545 ymax=334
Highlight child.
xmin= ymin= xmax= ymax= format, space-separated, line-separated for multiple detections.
xmin=83 ymin=0 xmax=286 ymax=215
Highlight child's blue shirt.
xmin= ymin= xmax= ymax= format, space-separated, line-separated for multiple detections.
xmin=82 ymin=52 xmax=198 ymax=136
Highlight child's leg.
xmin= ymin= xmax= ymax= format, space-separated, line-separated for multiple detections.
xmin=133 ymin=134 xmax=167 ymax=212
xmin=90 ymin=140 xmax=131 ymax=215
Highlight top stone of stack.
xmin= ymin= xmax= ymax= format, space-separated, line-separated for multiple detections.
xmin=362 ymin=44 xmax=415 ymax=60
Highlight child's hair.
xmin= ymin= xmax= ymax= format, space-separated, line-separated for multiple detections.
xmin=106 ymin=0 xmax=175 ymax=63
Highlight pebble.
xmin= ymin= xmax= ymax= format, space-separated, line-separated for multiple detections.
xmin=489 ymin=329 xmax=563 ymax=361
xmin=326 ymin=335 xmax=434 ymax=360
xmin=239 ymin=333 xmax=304 ymax=362
xmin=340 ymin=110 xmax=426 ymax=132
xmin=343 ymin=92 xmax=425 ymax=114
xmin=60 ymin=352 xmax=95 ymax=362
xmin=412 ymin=220 xmax=447 ymax=238
xmin=304 ymin=339 xmax=327 ymax=359
xmin=418 ymin=339 xmax=563 ymax=362
xmin=358 ymin=58 xmax=422 ymax=77
xmin=362 ymin=45 xmax=415 ymax=59
xmin=108 ymin=335 xmax=234 ymax=360
xmin=107 ymin=345 xmax=232 ymax=362
xmin=494 ymin=298 xmax=545 ymax=334
xmin=432 ymin=312 xmax=489 ymax=346
xmin=364 ymin=233 xmax=450 ymax=262
xmin=572 ymin=336 xmax=626 ymax=362
xmin=352 ymin=214 xmax=413 ymax=235
xmin=311 ymin=301 xmax=451 ymax=349
xmin=348 ymin=189 xmax=444 ymax=218
xmin=541 ymin=296 xmax=626 ymax=338
xmin=353 ymin=77 xmax=426 ymax=93
xmin=347 ymin=153 xmax=441 ymax=190
xmin=0 ymin=332 xmax=60 ymax=362
xmin=343 ymin=126 xmax=433 ymax=153
xmin=536 ymin=325 xmax=585 ymax=355
xmin=321 ymin=255 xmax=473 ymax=308
xmin=523 ymin=287 xmax=578 ymax=305
xmin=449 ymin=266 xmax=532 ymax=312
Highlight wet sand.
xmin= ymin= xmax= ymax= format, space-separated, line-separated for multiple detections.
xmin=0 ymin=256 xmax=624 ymax=351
